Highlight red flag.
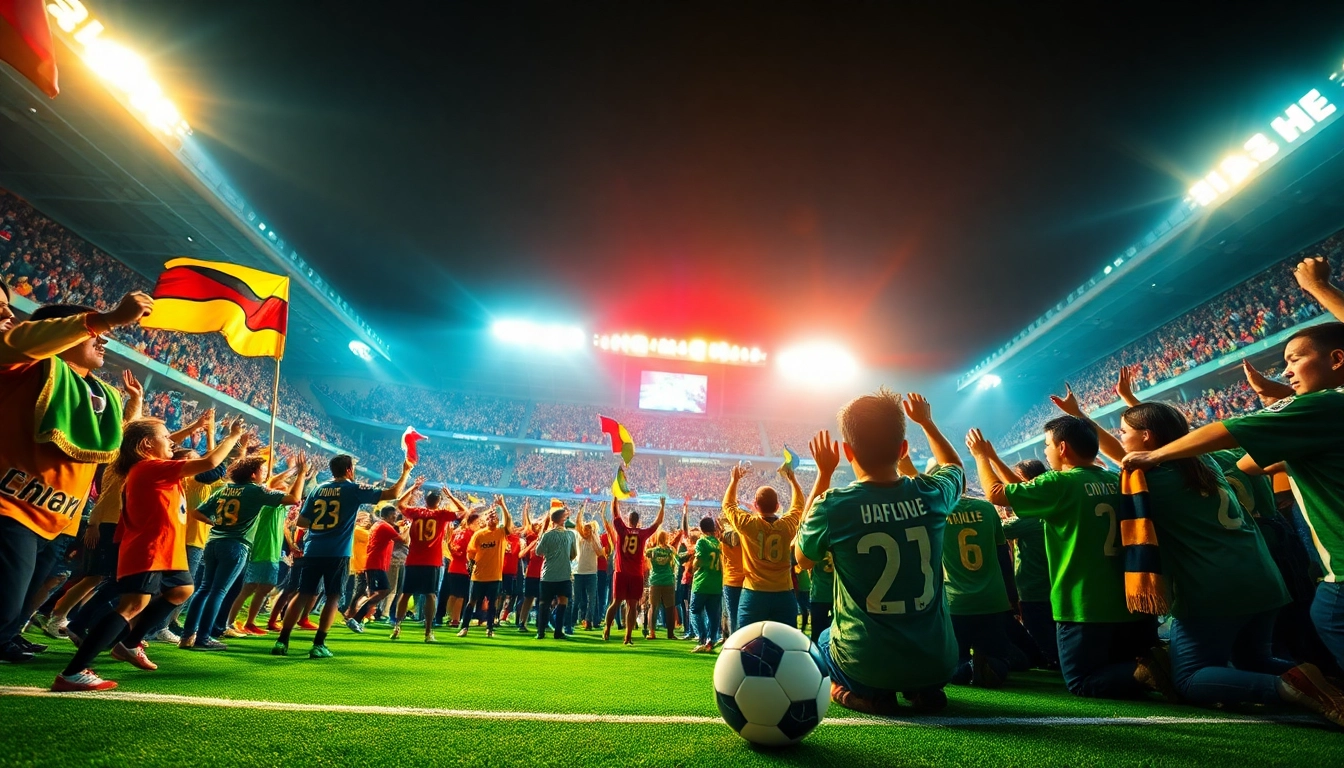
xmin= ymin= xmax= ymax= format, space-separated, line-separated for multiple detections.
xmin=0 ymin=0 xmax=58 ymax=97
xmin=402 ymin=426 xmax=428 ymax=464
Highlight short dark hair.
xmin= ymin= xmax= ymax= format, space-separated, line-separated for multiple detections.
xmin=1043 ymin=415 xmax=1098 ymax=462
xmin=1014 ymin=459 xmax=1047 ymax=481
xmin=699 ymin=517 xmax=717 ymax=534
xmin=229 ymin=455 xmax=267 ymax=485
xmin=1288 ymin=322 xmax=1344 ymax=355
xmin=425 ymin=490 xmax=441 ymax=507
xmin=549 ymin=508 xmax=566 ymax=523
xmin=838 ymin=387 xmax=906 ymax=469
xmin=30 ymin=303 xmax=95 ymax=322
xmin=628 ymin=511 xmax=640 ymax=526
xmin=329 ymin=454 xmax=354 ymax=478
xmin=377 ymin=504 xmax=398 ymax=520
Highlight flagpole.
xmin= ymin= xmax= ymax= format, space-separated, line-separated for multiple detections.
xmin=268 ymin=354 xmax=281 ymax=476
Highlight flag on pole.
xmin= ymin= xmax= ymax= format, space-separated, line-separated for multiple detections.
xmin=0 ymin=0 xmax=59 ymax=97
xmin=598 ymin=415 xmax=635 ymax=465
xmin=141 ymin=258 xmax=290 ymax=359
xmin=611 ymin=466 xmax=635 ymax=500
xmin=778 ymin=444 xmax=800 ymax=475
xmin=402 ymin=426 xmax=428 ymax=465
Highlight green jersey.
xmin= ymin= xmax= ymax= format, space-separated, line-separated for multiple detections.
xmin=941 ymin=497 xmax=1010 ymax=616
xmin=797 ymin=465 xmax=963 ymax=692
xmin=199 ymin=483 xmax=287 ymax=547
xmin=1001 ymin=515 xmax=1050 ymax=603
xmin=1209 ymin=449 xmax=1282 ymax=549
xmin=648 ymin=546 xmax=677 ymax=587
xmin=1004 ymin=466 xmax=1137 ymax=624
xmin=1225 ymin=387 xmax=1344 ymax=582
xmin=250 ymin=505 xmax=286 ymax=563
xmin=795 ymin=566 xmax=811 ymax=594
xmin=692 ymin=535 xmax=723 ymax=594
xmin=1143 ymin=460 xmax=1288 ymax=619
xmin=809 ymin=551 xmax=835 ymax=604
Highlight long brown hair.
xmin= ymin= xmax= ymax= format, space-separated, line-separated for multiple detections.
xmin=115 ymin=418 xmax=166 ymax=476
xmin=1122 ymin=403 xmax=1219 ymax=495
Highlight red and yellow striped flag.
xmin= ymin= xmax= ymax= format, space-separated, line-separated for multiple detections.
xmin=0 ymin=0 xmax=59 ymax=98
xmin=141 ymin=258 xmax=290 ymax=359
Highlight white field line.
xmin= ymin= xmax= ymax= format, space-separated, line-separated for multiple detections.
xmin=0 ymin=686 xmax=1318 ymax=728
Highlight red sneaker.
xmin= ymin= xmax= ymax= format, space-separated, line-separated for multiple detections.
xmin=51 ymin=669 xmax=117 ymax=692
xmin=265 ymin=620 xmax=282 ymax=632
xmin=243 ymin=624 xmax=268 ymax=636
xmin=297 ymin=619 xmax=319 ymax=631
xmin=110 ymin=642 xmax=157 ymax=671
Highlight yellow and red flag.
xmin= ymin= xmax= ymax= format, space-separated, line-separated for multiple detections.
xmin=598 ymin=415 xmax=635 ymax=465
xmin=0 ymin=0 xmax=58 ymax=98
xmin=142 ymin=258 xmax=290 ymax=359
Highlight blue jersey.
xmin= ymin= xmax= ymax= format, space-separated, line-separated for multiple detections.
xmin=299 ymin=480 xmax=384 ymax=558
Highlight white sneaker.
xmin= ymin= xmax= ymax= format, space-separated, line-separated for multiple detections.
xmin=150 ymin=628 xmax=180 ymax=644
xmin=43 ymin=617 xmax=69 ymax=640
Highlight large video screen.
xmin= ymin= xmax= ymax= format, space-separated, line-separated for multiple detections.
xmin=639 ymin=371 xmax=708 ymax=414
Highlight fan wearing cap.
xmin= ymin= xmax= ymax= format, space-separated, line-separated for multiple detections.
xmin=0 ymin=287 xmax=152 ymax=666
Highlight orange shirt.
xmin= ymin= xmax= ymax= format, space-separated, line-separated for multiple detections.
xmin=0 ymin=316 xmax=111 ymax=540
xmin=468 ymin=527 xmax=508 ymax=582
xmin=118 ymin=459 xmax=189 ymax=578
xmin=351 ymin=526 xmax=371 ymax=573
xmin=720 ymin=527 xmax=746 ymax=588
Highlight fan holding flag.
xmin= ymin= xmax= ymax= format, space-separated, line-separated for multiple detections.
xmin=402 ymin=426 xmax=428 ymax=465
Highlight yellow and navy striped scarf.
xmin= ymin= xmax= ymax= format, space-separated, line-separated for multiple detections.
xmin=1119 ymin=469 xmax=1169 ymax=615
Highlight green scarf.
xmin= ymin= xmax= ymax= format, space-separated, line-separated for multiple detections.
xmin=34 ymin=357 xmax=124 ymax=463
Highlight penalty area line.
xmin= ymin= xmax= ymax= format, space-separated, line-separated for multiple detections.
xmin=0 ymin=686 xmax=1316 ymax=728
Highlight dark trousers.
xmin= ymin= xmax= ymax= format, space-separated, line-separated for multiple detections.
xmin=809 ymin=602 xmax=832 ymax=644
xmin=1018 ymin=601 xmax=1059 ymax=666
xmin=0 ymin=517 xmax=59 ymax=642
xmin=1056 ymin=619 xmax=1155 ymax=699
xmin=950 ymin=612 xmax=1013 ymax=685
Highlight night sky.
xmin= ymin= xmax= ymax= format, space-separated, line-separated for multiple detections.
xmin=93 ymin=1 xmax=1344 ymax=373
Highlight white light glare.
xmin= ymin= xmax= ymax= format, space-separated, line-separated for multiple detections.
xmin=976 ymin=374 xmax=1002 ymax=391
xmin=348 ymin=340 xmax=373 ymax=361
xmin=492 ymin=320 xmax=584 ymax=351
xmin=777 ymin=342 xmax=858 ymax=385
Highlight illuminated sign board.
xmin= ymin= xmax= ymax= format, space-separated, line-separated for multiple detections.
xmin=594 ymin=333 xmax=767 ymax=366
xmin=45 ymin=0 xmax=191 ymax=136
xmin=1186 ymin=89 xmax=1336 ymax=208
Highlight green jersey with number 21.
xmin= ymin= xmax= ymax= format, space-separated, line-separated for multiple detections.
xmin=798 ymin=464 xmax=962 ymax=692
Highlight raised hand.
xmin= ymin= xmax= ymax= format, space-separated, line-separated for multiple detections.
xmin=809 ymin=430 xmax=840 ymax=475
xmin=229 ymin=418 xmax=246 ymax=437
xmin=121 ymin=369 xmax=143 ymax=400
xmin=1115 ymin=365 xmax=1138 ymax=405
xmin=965 ymin=428 xmax=994 ymax=459
xmin=1049 ymin=383 xmax=1083 ymax=418
xmin=902 ymin=393 xmax=933 ymax=426
xmin=102 ymin=291 xmax=154 ymax=328
xmin=1293 ymin=255 xmax=1332 ymax=293
xmin=729 ymin=463 xmax=749 ymax=482
xmin=1241 ymin=358 xmax=1293 ymax=404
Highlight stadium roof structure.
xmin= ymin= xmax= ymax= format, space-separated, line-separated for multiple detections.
xmin=958 ymin=77 xmax=1344 ymax=393
xmin=0 ymin=16 xmax=390 ymax=372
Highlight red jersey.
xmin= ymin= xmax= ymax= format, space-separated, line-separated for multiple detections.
xmin=524 ymin=532 xmax=544 ymax=578
xmin=597 ymin=533 xmax=609 ymax=572
xmin=503 ymin=532 xmax=521 ymax=575
xmin=402 ymin=506 xmax=459 ymax=567
xmin=447 ymin=527 xmax=474 ymax=575
xmin=365 ymin=520 xmax=399 ymax=572
xmin=117 ymin=459 xmax=188 ymax=578
xmin=612 ymin=515 xmax=656 ymax=574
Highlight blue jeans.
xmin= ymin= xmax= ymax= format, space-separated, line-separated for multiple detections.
xmin=1056 ymin=620 xmax=1154 ymax=699
xmin=596 ymin=570 xmax=610 ymax=618
xmin=1312 ymin=581 xmax=1344 ymax=672
xmin=181 ymin=539 xmax=249 ymax=642
xmin=574 ymin=573 xmax=598 ymax=626
xmin=691 ymin=591 xmax=722 ymax=646
xmin=1169 ymin=609 xmax=1291 ymax=707
xmin=950 ymin=612 xmax=1012 ymax=686
xmin=737 ymin=588 xmax=797 ymax=628
xmin=723 ymin=586 xmax=743 ymax=634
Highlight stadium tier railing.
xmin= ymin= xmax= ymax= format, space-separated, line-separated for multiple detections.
xmin=9 ymin=293 xmax=357 ymax=459
xmin=1000 ymin=310 xmax=1335 ymax=458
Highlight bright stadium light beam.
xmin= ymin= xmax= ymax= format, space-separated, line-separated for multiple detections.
xmin=348 ymin=340 xmax=373 ymax=361
xmin=492 ymin=319 xmax=585 ymax=351
xmin=976 ymin=373 xmax=1002 ymax=391
xmin=777 ymin=342 xmax=858 ymax=385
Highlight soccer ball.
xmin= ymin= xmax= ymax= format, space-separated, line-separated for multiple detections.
xmin=713 ymin=621 xmax=830 ymax=747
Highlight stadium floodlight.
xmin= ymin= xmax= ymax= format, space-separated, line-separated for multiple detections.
xmin=492 ymin=320 xmax=585 ymax=351
xmin=776 ymin=342 xmax=858 ymax=385
xmin=348 ymin=340 xmax=373 ymax=361
xmin=593 ymin=333 xmax=765 ymax=366
xmin=976 ymin=374 xmax=1002 ymax=391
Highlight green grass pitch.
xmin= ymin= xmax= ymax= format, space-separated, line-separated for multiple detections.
xmin=1 ymin=622 xmax=1341 ymax=767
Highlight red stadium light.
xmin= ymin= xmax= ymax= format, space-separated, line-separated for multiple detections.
xmin=593 ymin=333 xmax=767 ymax=366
